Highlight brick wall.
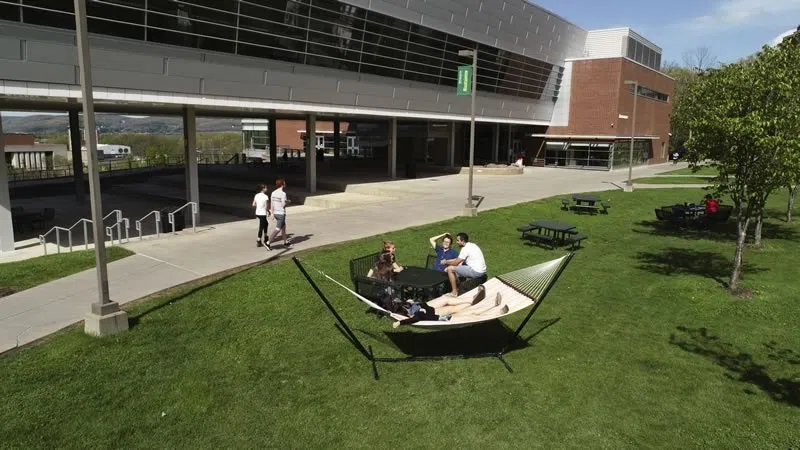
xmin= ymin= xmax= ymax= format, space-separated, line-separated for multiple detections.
xmin=546 ymin=58 xmax=674 ymax=164
xmin=3 ymin=133 xmax=35 ymax=146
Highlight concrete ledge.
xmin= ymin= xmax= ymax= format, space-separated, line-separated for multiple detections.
xmin=84 ymin=310 xmax=129 ymax=337
xmin=458 ymin=166 xmax=523 ymax=175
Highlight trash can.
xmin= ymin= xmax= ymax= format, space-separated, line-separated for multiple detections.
xmin=160 ymin=207 xmax=185 ymax=232
xmin=405 ymin=162 xmax=417 ymax=179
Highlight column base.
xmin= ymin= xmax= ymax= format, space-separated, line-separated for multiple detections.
xmin=84 ymin=304 xmax=129 ymax=337
xmin=623 ymin=183 xmax=634 ymax=193
xmin=461 ymin=206 xmax=478 ymax=217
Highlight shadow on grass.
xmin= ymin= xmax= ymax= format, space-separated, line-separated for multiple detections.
xmin=350 ymin=317 xmax=561 ymax=358
xmin=670 ymin=327 xmax=800 ymax=408
xmin=633 ymin=219 xmax=799 ymax=243
xmin=636 ymin=247 xmax=767 ymax=287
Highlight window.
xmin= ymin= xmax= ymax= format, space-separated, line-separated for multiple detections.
xmin=21 ymin=0 xmax=74 ymax=30
xmin=404 ymin=24 xmax=446 ymax=85
xmin=87 ymin=0 xmax=146 ymax=40
xmin=627 ymin=37 xmax=636 ymax=59
xmin=360 ymin=11 xmax=409 ymax=79
xmin=238 ymin=1 xmax=306 ymax=64
xmin=306 ymin=0 xmax=365 ymax=71
xmin=634 ymin=85 xmax=669 ymax=102
xmin=0 ymin=0 xmax=21 ymax=22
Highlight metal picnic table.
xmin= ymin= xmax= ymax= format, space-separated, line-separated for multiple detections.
xmin=395 ymin=266 xmax=449 ymax=300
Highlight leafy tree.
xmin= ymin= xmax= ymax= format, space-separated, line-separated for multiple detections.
xmin=675 ymin=55 xmax=791 ymax=292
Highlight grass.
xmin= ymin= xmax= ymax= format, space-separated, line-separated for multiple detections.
xmin=660 ymin=166 xmax=719 ymax=176
xmin=633 ymin=177 xmax=714 ymax=185
xmin=0 ymin=247 xmax=134 ymax=297
xmin=1 ymin=190 xmax=798 ymax=448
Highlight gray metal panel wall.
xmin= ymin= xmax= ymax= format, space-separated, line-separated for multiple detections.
xmin=340 ymin=0 xmax=588 ymax=65
xmin=0 ymin=21 xmax=556 ymax=122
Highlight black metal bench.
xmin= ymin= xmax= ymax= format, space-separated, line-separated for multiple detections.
xmin=601 ymin=201 xmax=611 ymax=214
xmin=572 ymin=204 xmax=599 ymax=215
xmin=564 ymin=233 xmax=588 ymax=250
xmin=560 ymin=199 xmax=571 ymax=211
xmin=516 ymin=224 xmax=539 ymax=238
xmin=526 ymin=233 xmax=556 ymax=250
xmin=349 ymin=252 xmax=393 ymax=301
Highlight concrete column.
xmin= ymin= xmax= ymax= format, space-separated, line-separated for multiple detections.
xmin=448 ymin=121 xmax=456 ymax=168
xmin=388 ymin=118 xmax=397 ymax=178
xmin=25 ymin=153 xmax=31 ymax=169
xmin=0 ymin=114 xmax=15 ymax=253
xmin=305 ymin=114 xmax=317 ymax=193
xmin=507 ymin=125 xmax=513 ymax=163
xmin=183 ymin=106 xmax=200 ymax=220
xmin=333 ymin=120 xmax=341 ymax=159
xmin=268 ymin=117 xmax=277 ymax=167
xmin=37 ymin=153 xmax=44 ymax=170
xmin=68 ymin=110 xmax=85 ymax=201
xmin=492 ymin=123 xmax=500 ymax=162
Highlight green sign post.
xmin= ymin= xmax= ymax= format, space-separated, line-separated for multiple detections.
xmin=457 ymin=65 xmax=473 ymax=96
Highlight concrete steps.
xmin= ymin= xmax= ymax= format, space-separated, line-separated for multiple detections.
xmin=302 ymin=192 xmax=393 ymax=209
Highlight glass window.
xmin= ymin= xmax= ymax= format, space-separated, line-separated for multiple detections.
xmin=627 ymin=37 xmax=636 ymax=59
xmin=306 ymin=0 xmax=364 ymax=71
xmin=22 ymin=0 xmax=74 ymax=30
xmin=441 ymin=35 xmax=472 ymax=86
xmin=87 ymin=0 xmax=145 ymax=40
xmin=475 ymin=43 xmax=499 ymax=93
xmin=0 ymin=0 xmax=21 ymax=22
xmin=238 ymin=1 xmax=307 ymax=64
xmin=360 ymin=11 xmax=409 ymax=79
xmin=654 ymin=53 xmax=661 ymax=70
xmin=634 ymin=40 xmax=642 ymax=63
xmin=404 ymin=24 xmax=446 ymax=85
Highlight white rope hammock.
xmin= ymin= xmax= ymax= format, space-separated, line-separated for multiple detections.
xmin=310 ymin=255 xmax=571 ymax=330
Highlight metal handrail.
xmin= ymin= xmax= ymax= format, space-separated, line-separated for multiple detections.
xmin=104 ymin=210 xmax=123 ymax=245
xmin=168 ymin=202 xmax=198 ymax=234
xmin=66 ymin=218 xmax=92 ymax=252
xmin=135 ymin=210 xmax=161 ymax=240
xmin=39 ymin=226 xmax=70 ymax=255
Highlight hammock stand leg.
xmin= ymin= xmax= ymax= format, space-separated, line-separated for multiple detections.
xmin=498 ymin=252 xmax=575 ymax=356
xmin=293 ymin=257 xmax=373 ymax=362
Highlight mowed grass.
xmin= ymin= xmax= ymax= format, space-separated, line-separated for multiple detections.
xmin=1 ymin=189 xmax=798 ymax=448
xmin=0 ymin=247 xmax=134 ymax=296
xmin=660 ymin=166 xmax=719 ymax=176
xmin=634 ymin=176 xmax=714 ymax=185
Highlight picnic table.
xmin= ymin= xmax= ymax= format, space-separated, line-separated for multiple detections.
xmin=571 ymin=194 xmax=600 ymax=214
xmin=395 ymin=266 xmax=449 ymax=300
xmin=518 ymin=220 xmax=576 ymax=249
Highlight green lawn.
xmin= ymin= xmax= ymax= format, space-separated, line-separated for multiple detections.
xmin=633 ymin=177 xmax=714 ymax=185
xmin=660 ymin=166 xmax=719 ymax=176
xmin=1 ymin=190 xmax=798 ymax=448
xmin=0 ymin=247 xmax=134 ymax=297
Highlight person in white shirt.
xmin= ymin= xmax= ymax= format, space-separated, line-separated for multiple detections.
xmin=251 ymin=184 xmax=270 ymax=248
xmin=265 ymin=178 xmax=290 ymax=250
xmin=439 ymin=232 xmax=487 ymax=297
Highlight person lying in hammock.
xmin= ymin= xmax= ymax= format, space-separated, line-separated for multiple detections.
xmin=389 ymin=285 xmax=509 ymax=328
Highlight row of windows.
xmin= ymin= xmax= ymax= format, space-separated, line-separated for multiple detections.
xmin=626 ymin=37 xmax=661 ymax=71
xmin=0 ymin=0 xmax=564 ymax=100
xmin=629 ymin=84 xmax=669 ymax=103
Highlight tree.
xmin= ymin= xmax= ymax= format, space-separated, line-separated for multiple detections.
xmin=675 ymin=58 xmax=788 ymax=292
xmin=682 ymin=46 xmax=718 ymax=71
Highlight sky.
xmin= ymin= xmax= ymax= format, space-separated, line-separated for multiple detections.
xmin=534 ymin=0 xmax=800 ymax=64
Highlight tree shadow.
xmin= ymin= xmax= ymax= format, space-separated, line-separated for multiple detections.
xmin=633 ymin=219 xmax=799 ymax=243
xmin=636 ymin=247 xmax=767 ymax=287
xmin=670 ymin=327 xmax=799 ymax=407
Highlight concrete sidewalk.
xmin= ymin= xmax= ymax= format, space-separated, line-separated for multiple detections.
xmin=0 ymin=163 xmax=685 ymax=354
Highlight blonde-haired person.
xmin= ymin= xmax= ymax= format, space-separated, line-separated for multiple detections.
xmin=381 ymin=240 xmax=404 ymax=273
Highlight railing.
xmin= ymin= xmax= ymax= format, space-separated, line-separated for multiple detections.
xmin=38 ymin=226 xmax=70 ymax=255
xmin=9 ymin=156 xmax=187 ymax=184
xmin=66 ymin=218 xmax=92 ymax=252
xmin=135 ymin=210 xmax=161 ymax=241
xmin=168 ymin=202 xmax=198 ymax=235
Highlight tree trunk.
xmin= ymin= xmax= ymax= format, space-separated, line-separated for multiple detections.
xmin=754 ymin=208 xmax=764 ymax=247
xmin=729 ymin=217 xmax=750 ymax=292
xmin=788 ymin=185 xmax=798 ymax=223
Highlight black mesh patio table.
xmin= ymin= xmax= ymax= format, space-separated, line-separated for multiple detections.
xmin=396 ymin=266 xmax=449 ymax=300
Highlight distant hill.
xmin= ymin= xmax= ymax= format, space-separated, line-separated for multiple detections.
xmin=2 ymin=114 xmax=242 ymax=135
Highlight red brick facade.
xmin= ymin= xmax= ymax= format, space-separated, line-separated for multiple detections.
xmin=2 ymin=133 xmax=35 ymax=146
xmin=546 ymin=58 xmax=674 ymax=164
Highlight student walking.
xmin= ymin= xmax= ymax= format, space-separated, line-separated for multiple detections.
xmin=266 ymin=178 xmax=290 ymax=250
xmin=252 ymin=184 xmax=270 ymax=248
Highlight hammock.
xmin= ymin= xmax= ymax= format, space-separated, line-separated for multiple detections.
xmin=292 ymin=253 xmax=575 ymax=379
xmin=305 ymin=255 xmax=573 ymax=330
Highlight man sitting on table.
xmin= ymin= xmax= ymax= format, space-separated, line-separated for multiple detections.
xmin=440 ymin=232 xmax=487 ymax=297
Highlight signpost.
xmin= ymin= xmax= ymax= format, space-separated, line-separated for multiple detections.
xmin=457 ymin=52 xmax=478 ymax=216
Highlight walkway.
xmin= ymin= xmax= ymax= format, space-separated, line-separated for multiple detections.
xmin=0 ymin=163 xmax=685 ymax=353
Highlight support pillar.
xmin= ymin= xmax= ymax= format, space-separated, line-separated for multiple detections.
xmin=0 ymin=114 xmax=15 ymax=253
xmin=448 ymin=121 xmax=456 ymax=168
xmin=268 ymin=117 xmax=277 ymax=167
xmin=305 ymin=114 xmax=317 ymax=193
xmin=333 ymin=120 xmax=341 ymax=159
xmin=507 ymin=125 xmax=513 ymax=163
xmin=69 ymin=110 xmax=85 ymax=201
xmin=183 ymin=106 xmax=200 ymax=221
xmin=388 ymin=118 xmax=397 ymax=179
xmin=492 ymin=123 xmax=500 ymax=162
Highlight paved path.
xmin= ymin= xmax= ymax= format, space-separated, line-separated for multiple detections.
xmin=0 ymin=163 xmax=686 ymax=354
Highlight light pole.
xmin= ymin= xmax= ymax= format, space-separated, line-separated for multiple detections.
xmin=458 ymin=49 xmax=478 ymax=216
xmin=74 ymin=0 xmax=128 ymax=336
xmin=623 ymin=79 xmax=639 ymax=192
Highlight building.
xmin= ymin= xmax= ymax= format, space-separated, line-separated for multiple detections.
xmin=2 ymin=133 xmax=68 ymax=170
xmin=0 ymin=0 xmax=674 ymax=251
